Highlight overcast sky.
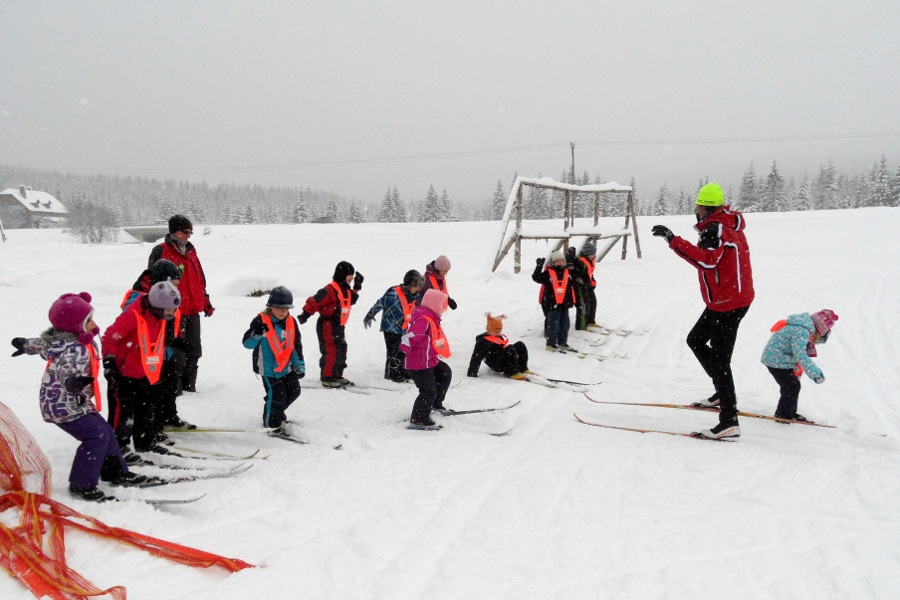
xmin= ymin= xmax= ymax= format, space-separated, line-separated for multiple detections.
xmin=3 ymin=1 xmax=899 ymax=204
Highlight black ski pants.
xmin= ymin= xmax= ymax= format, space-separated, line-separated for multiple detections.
xmin=768 ymin=366 xmax=802 ymax=419
xmin=408 ymin=361 xmax=452 ymax=423
xmin=686 ymin=306 xmax=749 ymax=422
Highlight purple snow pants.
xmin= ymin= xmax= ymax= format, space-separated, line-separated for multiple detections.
xmin=56 ymin=412 xmax=128 ymax=489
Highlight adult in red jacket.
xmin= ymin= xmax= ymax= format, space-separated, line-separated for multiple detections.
xmin=652 ymin=183 xmax=754 ymax=440
xmin=147 ymin=215 xmax=214 ymax=393
xmin=299 ymin=261 xmax=363 ymax=388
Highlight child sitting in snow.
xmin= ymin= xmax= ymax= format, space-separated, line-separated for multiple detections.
xmin=467 ymin=314 xmax=530 ymax=379
xmin=363 ymin=269 xmax=424 ymax=383
xmin=10 ymin=292 xmax=158 ymax=501
xmin=761 ymin=309 xmax=839 ymax=422
xmin=242 ymin=286 xmax=305 ymax=437
xmin=400 ymin=289 xmax=453 ymax=430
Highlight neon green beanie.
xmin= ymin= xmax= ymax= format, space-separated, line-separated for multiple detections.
xmin=696 ymin=183 xmax=724 ymax=207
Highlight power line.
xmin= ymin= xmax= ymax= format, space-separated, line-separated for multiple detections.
xmin=67 ymin=131 xmax=900 ymax=177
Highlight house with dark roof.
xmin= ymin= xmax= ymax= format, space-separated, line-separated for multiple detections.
xmin=0 ymin=185 xmax=68 ymax=228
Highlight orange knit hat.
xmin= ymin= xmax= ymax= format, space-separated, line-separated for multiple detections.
xmin=486 ymin=313 xmax=505 ymax=335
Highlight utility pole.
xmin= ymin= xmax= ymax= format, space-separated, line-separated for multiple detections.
xmin=570 ymin=142 xmax=575 ymax=184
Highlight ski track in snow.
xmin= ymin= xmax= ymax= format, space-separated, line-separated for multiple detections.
xmin=1 ymin=210 xmax=900 ymax=599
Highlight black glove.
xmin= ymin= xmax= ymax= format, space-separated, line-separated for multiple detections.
xmin=363 ymin=314 xmax=375 ymax=329
xmin=447 ymin=298 xmax=457 ymax=310
xmin=536 ymin=257 xmax=545 ymax=268
xmin=169 ymin=337 xmax=191 ymax=351
xmin=11 ymin=337 xmax=26 ymax=357
xmin=298 ymin=312 xmax=310 ymax=324
xmin=250 ymin=320 xmax=270 ymax=337
xmin=353 ymin=272 xmax=364 ymax=291
xmin=64 ymin=375 xmax=95 ymax=393
xmin=651 ymin=225 xmax=674 ymax=243
xmin=102 ymin=357 xmax=120 ymax=384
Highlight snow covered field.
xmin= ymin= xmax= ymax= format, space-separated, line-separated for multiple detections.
xmin=1 ymin=208 xmax=899 ymax=599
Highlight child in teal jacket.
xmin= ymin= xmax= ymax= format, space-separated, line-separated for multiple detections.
xmin=761 ymin=309 xmax=838 ymax=421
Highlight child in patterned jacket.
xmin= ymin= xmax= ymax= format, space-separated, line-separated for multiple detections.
xmin=761 ymin=309 xmax=838 ymax=422
xmin=10 ymin=292 xmax=158 ymax=501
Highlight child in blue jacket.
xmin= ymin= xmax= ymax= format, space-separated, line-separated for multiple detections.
xmin=761 ymin=309 xmax=838 ymax=422
xmin=243 ymin=287 xmax=305 ymax=435
xmin=363 ymin=270 xmax=423 ymax=382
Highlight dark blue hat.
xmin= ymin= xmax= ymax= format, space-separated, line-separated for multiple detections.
xmin=267 ymin=286 xmax=294 ymax=309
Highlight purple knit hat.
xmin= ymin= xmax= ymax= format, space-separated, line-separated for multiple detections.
xmin=811 ymin=309 xmax=838 ymax=336
xmin=49 ymin=292 xmax=99 ymax=344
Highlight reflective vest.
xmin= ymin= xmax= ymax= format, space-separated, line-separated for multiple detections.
xmin=427 ymin=274 xmax=447 ymax=295
xmin=422 ymin=315 xmax=451 ymax=358
xmin=394 ymin=286 xmax=413 ymax=331
xmin=539 ymin=268 xmax=573 ymax=305
xmin=770 ymin=319 xmax=804 ymax=377
xmin=260 ymin=312 xmax=296 ymax=372
xmin=134 ymin=311 xmax=167 ymax=384
xmin=485 ymin=334 xmax=508 ymax=348
xmin=579 ymin=256 xmax=597 ymax=288
xmin=330 ymin=281 xmax=353 ymax=326
xmin=88 ymin=344 xmax=102 ymax=411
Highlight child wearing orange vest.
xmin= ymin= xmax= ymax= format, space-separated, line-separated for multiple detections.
xmin=467 ymin=314 xmax=530 ymax=378
xmin=298 ymin=261 xmax=363 ymax=388
xmin=363 ymin=270 xmax=424 ymax=382
xmin=242 ymin=287 xmax=305 ymax=435
xmin=400 ymin=289 xmax=452 ymax=430
xmin=570 ymin=242 xmax=599 ymax=331
xmin=11 ymin=292 xmax=158 ymax=501
xmin=532 ymin=250 xmax=576 ymax=351
xmin=102 ymin=281 xmax=181 ymax=456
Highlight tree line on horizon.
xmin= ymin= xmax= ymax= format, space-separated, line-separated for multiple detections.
xmin=2 ymin=155 xmax=897 ymax=238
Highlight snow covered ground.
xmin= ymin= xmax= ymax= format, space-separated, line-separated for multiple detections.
xmin=1 ymin=208 xmax=899 ymax=599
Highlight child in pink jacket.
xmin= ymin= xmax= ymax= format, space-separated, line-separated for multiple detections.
xmin=400 ymin=289 xmax=452 ymax=429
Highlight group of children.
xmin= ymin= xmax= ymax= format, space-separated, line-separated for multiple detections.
xmin=11 ymin=239 xmax=841 ymax=499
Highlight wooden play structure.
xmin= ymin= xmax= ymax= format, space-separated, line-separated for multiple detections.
xmin=491 ymin=176 xmax=641 ymax=273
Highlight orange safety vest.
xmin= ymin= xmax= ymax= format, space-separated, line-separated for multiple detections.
xmin=330 ymin=281 xmax=353 ymax=326
xmin=260 ymin=312 xmax=296 ymax=372
xmin=549 ymin=269 xmax=571 ymax=304
xmin=394 ymin=286 xmax=413 ymax=331
xmin=769 ymin=319 xmax=804 ymax=377
xmin=427 ymin=274 xmax=447 ymax=295
xmin=88 ymin=344 xmax=102 ymax=411
xmin=579 ymin=256 xmax=596 ymax=288
xmin=485 ymin=334 xmax=508 ymax=348
xmin=422 ymin=315 xmax=451 ymax=358
xmin=134 ymin=311 xmax=167 ymax=385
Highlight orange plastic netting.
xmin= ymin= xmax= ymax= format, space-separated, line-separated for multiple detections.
xmin=0 ymin=401 xmax=254 ymax=599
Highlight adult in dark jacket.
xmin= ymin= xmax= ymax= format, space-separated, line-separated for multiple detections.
xmin=147 ymin=215 xmax=214 ymax=393
xmin=652 ymin=182 xmax=755 ymax=440
xmin=532 ymin=250 xmax=576 ymax=351
xmin=467 ymin=314 xmax=529 ymax=378
xmin=299 ymin=261 xmax=363 ymax=388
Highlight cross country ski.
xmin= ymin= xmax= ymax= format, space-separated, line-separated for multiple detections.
xmin=573 ymin=413 xmax=734 ymax=442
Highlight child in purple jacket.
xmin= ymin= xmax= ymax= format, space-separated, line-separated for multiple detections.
xmin=10 ymin=292 xmax=158 ymax=501
xmin=400 ymin=289 xmax=452 ymax=429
